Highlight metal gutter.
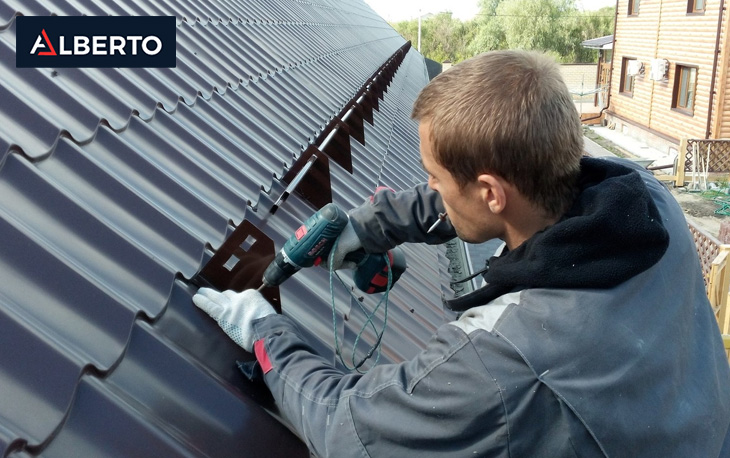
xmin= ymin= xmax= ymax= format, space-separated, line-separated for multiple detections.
xmin=707 ymin=0 xmax=728 ymax=138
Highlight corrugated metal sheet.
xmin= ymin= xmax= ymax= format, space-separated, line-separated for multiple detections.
xmin=0 ymin=1 xmax=454 ymax=456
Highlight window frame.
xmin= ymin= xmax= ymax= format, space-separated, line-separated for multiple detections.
xmin=672 ymin=64 xmax=698 ymax=115
xmin=687 ymin=0 xmax=705 ymax=14
xmin=628 ymin=0 xmax=640 ymax=15
xmin=620 ymin=57 xmax=636 ymax=96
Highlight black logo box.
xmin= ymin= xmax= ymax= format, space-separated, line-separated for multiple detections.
xmin=16 ymin=16 xmax=176 ymax=68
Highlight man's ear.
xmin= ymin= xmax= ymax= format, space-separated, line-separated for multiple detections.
xmin=477 ymin=174 xmax=507 ymax=214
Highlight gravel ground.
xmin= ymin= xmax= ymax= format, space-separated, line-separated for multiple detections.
xmin=670 ymin=187 xmax=729 ymax=237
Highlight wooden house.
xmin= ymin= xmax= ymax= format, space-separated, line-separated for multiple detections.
xmin=606 ymin=0 xmax=730 ymax=156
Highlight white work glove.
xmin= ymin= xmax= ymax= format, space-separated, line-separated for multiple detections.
xmin=193 ymin=288 xmax=276 ymax=352
xmin=322 ymin=220 xmax=363 ymax=270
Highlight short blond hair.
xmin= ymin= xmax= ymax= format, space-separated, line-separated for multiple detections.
xmin=412 ymin=50 xmax=583 ymax=217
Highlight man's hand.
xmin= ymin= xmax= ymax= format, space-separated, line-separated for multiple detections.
xmin=322 ymin=220 xmax=363 ymax=270
xmin=193 ymin=288 xmax=276 ymax=352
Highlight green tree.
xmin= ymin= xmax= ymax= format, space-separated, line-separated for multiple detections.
xmin=560 ymin=6 xmax=615 ymax=62
xmin=497 ymin=0 xmax=578 ymax=61
xmin=468 ymin=0 xmax=507 ymax=54
xmin=391 ymin=19 xmax=419 ymax=47
xmin=468 ymin=0 xmax=613 ymax=62
xmin=424 ymin=13 xmax=476 ymax=62
xmin=390 ymin=1 xmax=613 ymax=64
xmin=391 ymin=13 xmax=477 ymax=64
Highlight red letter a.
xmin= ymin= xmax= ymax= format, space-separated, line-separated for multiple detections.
xmin=36 ymin=29 xmax=57 ymax=56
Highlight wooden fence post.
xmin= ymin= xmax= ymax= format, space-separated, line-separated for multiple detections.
xmin=676 ymin=138 xmax=688 ymax=187
xmin=710 ymin=245 xmax=730 ymax=334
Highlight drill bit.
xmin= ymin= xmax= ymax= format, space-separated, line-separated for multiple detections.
xmin=427 ymin=212 xmax=448 ymax=233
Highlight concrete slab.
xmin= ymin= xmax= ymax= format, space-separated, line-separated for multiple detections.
xmin=587 ymin=126 xmax=676 ymax=167
xmin=583 ymin=135 xmax=618 ymax=158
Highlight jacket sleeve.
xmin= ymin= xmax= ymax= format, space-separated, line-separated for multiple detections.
xmin=347 ymin=183 xmax=456 ymax=253
xmin=251 ymin=314 xmax=508 ymax=457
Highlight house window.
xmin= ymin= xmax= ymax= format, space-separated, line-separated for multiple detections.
xmin=628 ymin=0 xmax=640 ymax=15
xmin=688 ymin=0 xmax=705 ymax=13
xmin=673 ymin=65 xmax=697 ymax=113
xmin=620 ymin=57 xmax=636 ymax=95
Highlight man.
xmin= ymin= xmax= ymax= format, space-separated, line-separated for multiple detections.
xmin=193 ymin=50 xmax=730 ymax=456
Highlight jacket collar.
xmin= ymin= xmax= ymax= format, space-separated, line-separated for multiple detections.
xmin=446 ymin=157 xmax=670 ymax=312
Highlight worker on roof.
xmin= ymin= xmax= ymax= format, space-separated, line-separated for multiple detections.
xmin=194 ymin=49 xmax=730 ymax=457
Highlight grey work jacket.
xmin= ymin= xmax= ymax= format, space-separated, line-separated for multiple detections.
xmin=252 ymin=157 xmax=730 ymax=457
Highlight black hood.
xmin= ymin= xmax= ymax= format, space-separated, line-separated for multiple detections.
xmin=446 ymin=157 xmax=670 ymax=312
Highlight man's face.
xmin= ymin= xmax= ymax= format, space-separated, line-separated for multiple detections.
xmin=418 ymin=122 xmax=500 ymax=244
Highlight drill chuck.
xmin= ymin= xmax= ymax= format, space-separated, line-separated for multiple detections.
xmin=261 ymin=251 xmax=301 ymax=288
xmin=260 ymin=203 xmax=407 ymax=293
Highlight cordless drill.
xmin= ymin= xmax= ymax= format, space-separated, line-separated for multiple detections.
xmin=259 ymin=203 xmax=406 ymax=293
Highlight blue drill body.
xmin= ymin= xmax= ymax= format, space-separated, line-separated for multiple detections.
xmin=261 ymin=203 xmax=406 ymax=293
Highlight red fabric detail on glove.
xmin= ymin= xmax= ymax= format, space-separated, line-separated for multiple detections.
xmin=254 ymin=339 xmax=273 ymax=374
xmin=369 ymin=186 xmax=395 ymax=203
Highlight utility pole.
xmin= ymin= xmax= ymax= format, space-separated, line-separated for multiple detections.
xmin=418 ymin=8 xmax=422 ymax=52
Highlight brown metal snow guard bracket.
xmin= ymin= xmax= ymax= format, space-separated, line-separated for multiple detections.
xmin=195 ymin=220 xmax=282 ymax=310
xmin=276 ymin=41 xmax=412 ymax=210
xmin=193 ymin=42 xmax=412 ymax=298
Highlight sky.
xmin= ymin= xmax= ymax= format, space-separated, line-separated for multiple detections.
xmin=364 ymin=0 xmax=616 ymax=22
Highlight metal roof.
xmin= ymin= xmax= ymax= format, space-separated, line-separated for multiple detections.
xmin=0 ymin=0 xmax=455 ymax=455
xmin=581 ymin=34 xmax=614 ymax=50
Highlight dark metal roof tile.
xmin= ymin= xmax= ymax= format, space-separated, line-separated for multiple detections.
xmin=170 ymin=100 xmax=285 ymax=193
xmin=0 ymin=4 xmax=15 ymax=29
xmin=38 ymin=377 xmax=199 ymax=457
xmin=227 ymin=79 xmax=317 ymax=153
xmin=119 ymin=113 xmax=250 ymax=221
xmin=200 ymin=83 xmax=308 ymax=166
xmin=0 ymin=38 xmax=96 ymax=146
xmin=116 ymin=67 xmax=188 ymax=111
xmin=37 ymin=68 xmax=142 ymax=130
xmin=152 ymin=279 xmax=259 ymax=383
xmin=0 ymin=213 xmax=134 ymax=367
xmin=78 ymin=126 xmax=230 ymax=247
xmin=154 ymin=0 xmax=215 ymax=22
xmin=242 ymin=77 xmax=322 ymax=138
xmin=233 ymin=23 xmax=286 ymax=71
xmin=1 ymin=0 xmax=49 ymax=20
xmin=0 ymin=1 xmax=454 ymax=455
xmin=0 ymin=305 xmax=82 ymax=447
xmin=0 ymin=85 xmax=61 ymax=160
xmin=0 ymin=154 xmax=173 ymax=318
xmin=98 ymin=320 xmax=309 ymax=457
xmin=37 ymin=138 xmax=204 ymax=277
xmin=177 ymin=22 xmax=241 ymax=90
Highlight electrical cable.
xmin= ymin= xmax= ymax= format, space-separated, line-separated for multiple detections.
xmin=329 ymin=238 xmax=392 ymax=374
xmin=451 ymin=264 xmax=489 ymax=284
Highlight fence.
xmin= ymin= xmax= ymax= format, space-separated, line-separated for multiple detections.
xmin=662 ymin=138 xmax=730 ymax=187
xmin=688 ymin=219 xmax=730 ymax=335
xmin=683 ymin=139 xmax=730 ymax=174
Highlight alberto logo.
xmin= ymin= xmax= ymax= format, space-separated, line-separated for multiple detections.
xmin=16 ymin=16 xmax=176 ymax=68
